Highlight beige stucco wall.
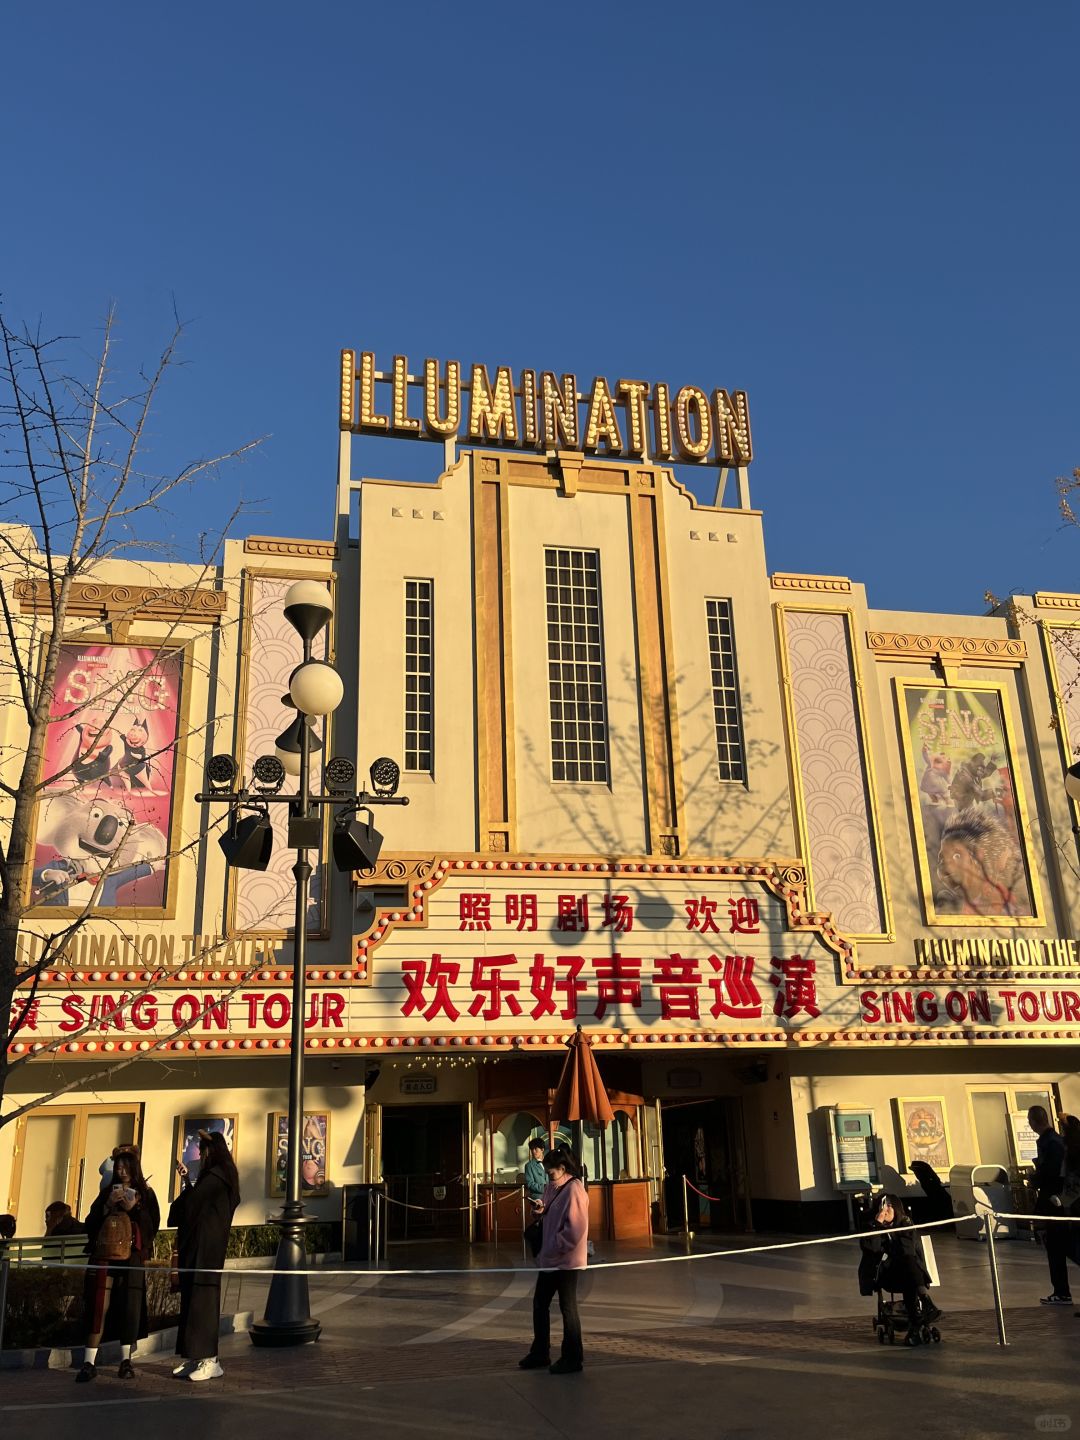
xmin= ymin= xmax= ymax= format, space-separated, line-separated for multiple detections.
xmin=787 ymin=1049 xmax=1080 ymax=1203
xmin=508 ymin=483 xmax=648 ymax=856
xmin=349 ymin=466 xmax=477 ymax=852
xmin=660 ymin=487 xmax=795 ymax=859
xmin=1 ymin=1057 xmax=369 ymax=1230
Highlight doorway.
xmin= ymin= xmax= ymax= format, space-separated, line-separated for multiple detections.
xmin=380 ymin=1103 xmax=468 ymax=1241
xmin=661 ymin=1097 xmax=750 ymax=1232
xmin=8 ymin=1104 xmax=140 ymax=1230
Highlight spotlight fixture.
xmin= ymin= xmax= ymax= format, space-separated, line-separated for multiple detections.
xmin=218 ymin=807 xmax=273 ymax=871
xmin=206 ymin=754 xmax=238 ymax=790
xmin=369 ymin=757 xmax=401 ymax=798
xmin=1067 ymin=763 xmax=1080 ymax=804
xmin=332 ymin=807 xmax=384 ymax=873
xmin=252 ymin=755 xmax=286 ymax=794
xmin=324 ymin=756 xmax=356 ymax=793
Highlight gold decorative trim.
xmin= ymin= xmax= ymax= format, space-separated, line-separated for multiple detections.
xmin=771 ymin=573 xmax=852 ymax=593
xmin=1035 ymin=592 xmax=1080 ymax=611
xmin=351 ymin=853 xmax=849 ymax=980
xmin=867 ymin=632 xmax=1026 ymax=665
xmin=243 ymin=537 xmax=338 ymax=559
xmin=16 ymin=580 xmax=226 ymax=624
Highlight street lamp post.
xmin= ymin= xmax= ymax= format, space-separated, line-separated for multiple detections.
xmin=197 ymin=581 xmax=407 ymax=1347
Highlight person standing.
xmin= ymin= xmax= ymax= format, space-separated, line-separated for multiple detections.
xmin=519 ymin=1146 xmax=589 ymax=1375
xmin=168 ymin=1130 xmax=240 ymax=1382
xmin=1042 ymin=1113 xmax=1080 ymax=1310
xmin=77 ymin=1145 xmax=159 ymax=1382
xmin=524 ymin=1139 xmax=547 ymax=1204
xmin=1029 ymin=1105 xmax=1070 ymax=1304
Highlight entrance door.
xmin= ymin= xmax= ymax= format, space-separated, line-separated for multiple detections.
xmin=9 ymin=1104 xmax=140 ymax=1230
xmin=380 ymin=1104 xmax=467 ymax=1241
xmin=660 ymin=1097 xmax=749 ymax=1232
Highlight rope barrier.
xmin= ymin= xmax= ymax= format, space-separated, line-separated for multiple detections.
xmin=683 ymin=1176 xmax=732 ymax=1206
xmin=380 ymin=1188 xmax=526 ymax=1216
xmin=8 ymin=1214 xmax=964 ymax=1279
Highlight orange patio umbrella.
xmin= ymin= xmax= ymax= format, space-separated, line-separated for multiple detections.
xmin=552 ymin=1025 xmax=615 ymax=1127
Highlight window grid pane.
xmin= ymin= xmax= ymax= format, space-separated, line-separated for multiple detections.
xmin=544 ymin=547 xmax=609 ymax=783
xmin=404 ymin=578 xmax=434 ymax=773
xmin=705 ymin=598 xmax=746 ymax=782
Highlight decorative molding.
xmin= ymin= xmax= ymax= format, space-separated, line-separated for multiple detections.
xmin=15 ymin=580 xmax=226 ymax=624
xmin=243 ymin=537 xmax=338 ymax=559
xmin=867 ymin=631 xmax=1026 ymax=665
xmin=1035 ymin=592 xmax=1080 ymax=611
xmin=354 ymin=857 xmax=438 ymax=886
xmin=771 ymin=573 xmax=851 ymax=593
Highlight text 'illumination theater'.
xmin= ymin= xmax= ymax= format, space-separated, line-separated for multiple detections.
xmin=5 ymin=344 xmax=1080 ymax=1240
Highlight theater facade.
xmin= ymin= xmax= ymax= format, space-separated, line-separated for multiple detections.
xmin=4 ymin=349 xmax=1080 ymax=1237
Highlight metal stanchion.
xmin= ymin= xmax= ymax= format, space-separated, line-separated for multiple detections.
xmin=0 ymin=1250 xmax=10 ymax=1356
xmin=521 ymin=1186 xmax=527 ymax=1262
xmin=982 ymin=1211 xmax=1009 ymax=1347
xmin=682 ymin=1175 xmax=694 ymax=1243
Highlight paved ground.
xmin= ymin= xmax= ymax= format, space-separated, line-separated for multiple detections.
xmin=2 ymin=1230 xmax=1077 ymax=1439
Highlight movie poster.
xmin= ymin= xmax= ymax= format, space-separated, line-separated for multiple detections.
xmin=269 ymin=1112 xmax=330 ymax=1197
xmin=898 ymin=682 xmax=1036 ymax=923
xmin=30 ymin=642 xmax=185 ymax=914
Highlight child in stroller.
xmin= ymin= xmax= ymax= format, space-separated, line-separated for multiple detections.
xmin=859 ymin=1192 xmax=942 ymax=1347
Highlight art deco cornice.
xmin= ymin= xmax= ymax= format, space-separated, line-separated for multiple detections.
xmin=16 ymin=580 xmax=227 ymax=625
xmin=866 ymin=631 xmax=1026 ymax=665
xmin=243 ymin=536 xmax=337 ymax=559
xmin=1034 ymin=592 xmax=1080 ymax=611
xmin=771 ymin=572 xmax=852 ymax=594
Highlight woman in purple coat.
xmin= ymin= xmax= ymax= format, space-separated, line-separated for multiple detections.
xmin=519 ymin=1146 xmax=589 ymax=1375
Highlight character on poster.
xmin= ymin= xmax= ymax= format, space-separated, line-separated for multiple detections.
xmin=175 ymin=1117 xmax=237 ymax=1197
xmin=30 ymin=643 xmax=184 ymax=912
xmin=895 ymin=1097 xmax=952 ymax=1173
xmin=270 ymin=1112 xmax=329 ymax=1197
xmin=900 ymin=683 xmax=1035 ymax=921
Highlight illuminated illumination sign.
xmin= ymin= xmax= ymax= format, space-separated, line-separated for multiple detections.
xmin=339 ymin=350 xmax=753 ymax=468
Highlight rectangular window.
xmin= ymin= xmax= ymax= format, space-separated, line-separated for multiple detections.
xmin=404 ymin=579 xmax=433 ymax=773
xmin=545 ymin=547 xmax=609 ymax=783
xmin=706 ymin=598 xmax=746 ymax=781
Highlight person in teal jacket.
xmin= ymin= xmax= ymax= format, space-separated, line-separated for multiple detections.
xmin=524 ymin=1139 xmax=547 ymax=1203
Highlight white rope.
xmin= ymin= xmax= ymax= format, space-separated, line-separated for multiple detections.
xmin=4 ymin=1214 xmax=963 ymax=1279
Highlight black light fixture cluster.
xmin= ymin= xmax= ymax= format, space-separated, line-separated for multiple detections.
xmin=204 ymin=753 xmax=404 ymax=874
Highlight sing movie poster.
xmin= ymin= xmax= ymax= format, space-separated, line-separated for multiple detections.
xmin=31 ymin=643 xmax=185 ymax=913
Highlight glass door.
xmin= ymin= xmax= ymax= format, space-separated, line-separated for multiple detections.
xmin=9 ymin=1103 xmax=140 ymax=1232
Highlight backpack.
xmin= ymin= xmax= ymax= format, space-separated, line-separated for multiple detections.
xmin=94 ymin=1209 xmax=133 ymax=1261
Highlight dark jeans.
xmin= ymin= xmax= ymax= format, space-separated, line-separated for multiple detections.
xmin=531 ymin=1270 xmax=583 ymax=1365
xmin=1046 ymin=1219 xmax=1078 ymax=1297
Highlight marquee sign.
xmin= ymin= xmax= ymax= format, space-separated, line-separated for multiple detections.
xmin=13 ymin=861 xmax=1080 ymax=1055
xmin=339 ymin=350 xmax=753 ymax=469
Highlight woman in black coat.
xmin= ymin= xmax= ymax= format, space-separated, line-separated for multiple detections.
xmin=168 ymin=1130 xmax=240 ymax=1382
xmin=77 ymin=1145 xmax=160 ymax=1382
xmin=858 ymin=1192 xmax=938 ymax=1325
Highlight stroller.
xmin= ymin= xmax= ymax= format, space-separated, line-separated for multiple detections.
xmin=871 ymin=1233 xmax=942 ymax=1347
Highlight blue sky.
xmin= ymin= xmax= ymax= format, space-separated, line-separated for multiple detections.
xmin=3 ymin=2 xmax=1077 ymax=613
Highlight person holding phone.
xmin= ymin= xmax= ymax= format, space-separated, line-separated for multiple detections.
xmin=168 ymin=1130 xmax=240 ymax=1382
xmin=519 ymin=1146 xmax=589 ymax=1375
xmin=77 ymin=1145 xmax=159 ymax=1382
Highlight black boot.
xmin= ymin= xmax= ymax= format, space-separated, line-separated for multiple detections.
xmin=75 ymin=1362 xmax=96 ymax=1383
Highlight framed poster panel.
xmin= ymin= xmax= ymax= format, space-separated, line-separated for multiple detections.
xmin=268 ymin=1111 xmax=330 ymax=1198
xmin=28 ymin=638 xmax=190 ymax=918
xmin=894 ymin=679 xmax=1041 ymax=925
xmin=828 ymin=1108 xmax=879 ymax=1190
xmin=895 ymin=1096 xmax=953 ymax=1174
xmin=173 ymin=1115 xmax=239 ymax=1200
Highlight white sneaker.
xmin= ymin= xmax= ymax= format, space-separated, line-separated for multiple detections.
xmin=187 ymin=1358 xmax=224 ymax=1383
xmin=172 ymin=1359 xmax=195 ymax=1377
